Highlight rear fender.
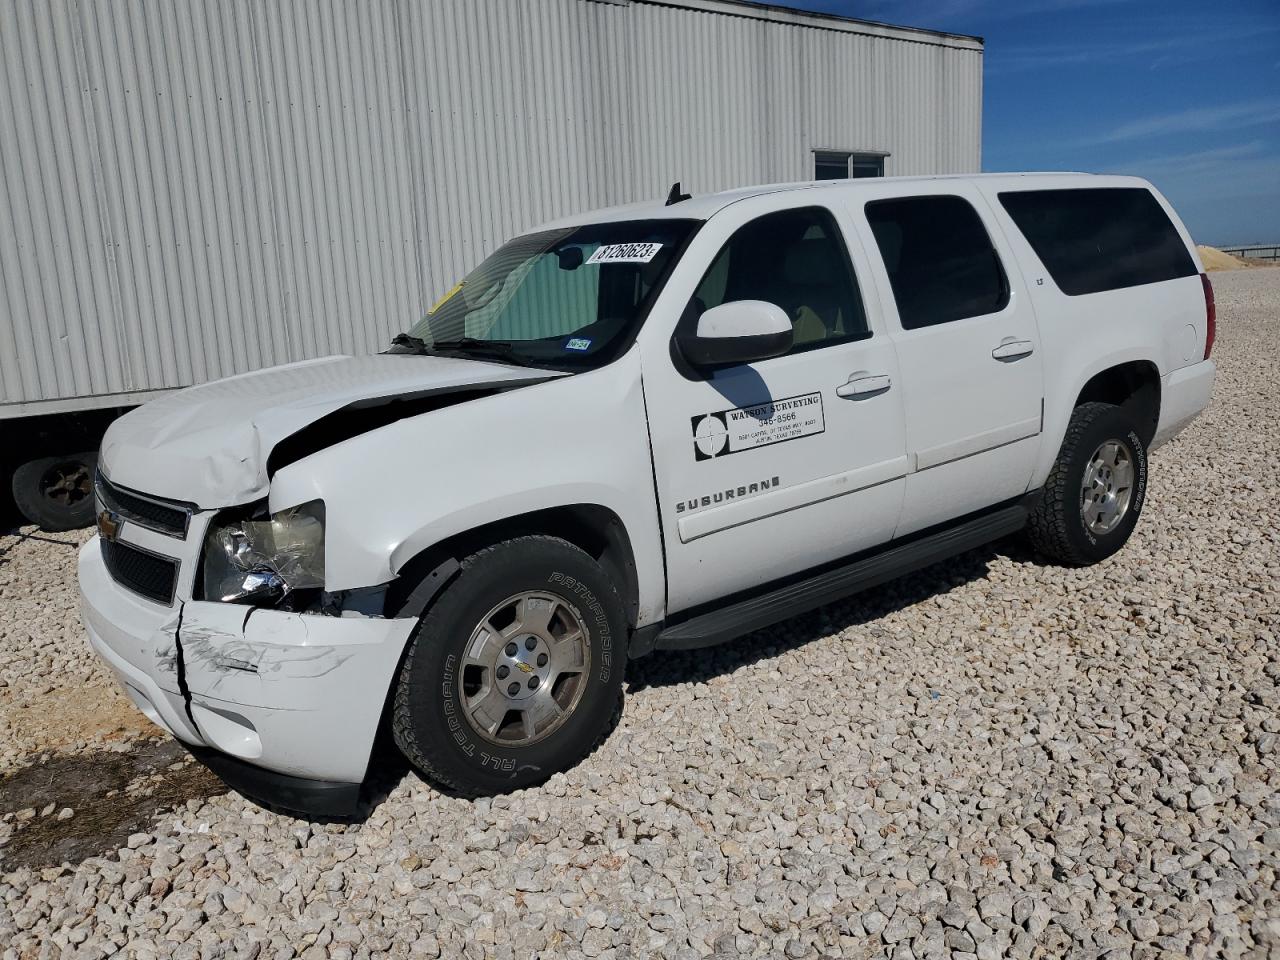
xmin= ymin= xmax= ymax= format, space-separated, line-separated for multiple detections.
xmin=1036 ymin=348 xmax=1163 ymax=487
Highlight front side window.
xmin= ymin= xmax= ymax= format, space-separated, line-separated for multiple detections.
xmin=401 ymin=219 xmax=697 ymax=369
xmin=865 ymin=195 xmax=1010 ymax=330
xmin=686 ymin=207 xmax=869 ymax=353
xmin=998 ymin=188 xmax=1196 ymax=296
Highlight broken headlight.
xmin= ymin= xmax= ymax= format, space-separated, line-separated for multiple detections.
xmin=200 ymin=500 xmax=325 ymax=604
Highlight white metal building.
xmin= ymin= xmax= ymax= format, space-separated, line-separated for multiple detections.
xmin=0 ymin=0 xmax=983 ymax=418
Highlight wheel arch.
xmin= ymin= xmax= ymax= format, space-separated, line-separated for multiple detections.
xmin=1073 ymin=359 xmax=1161 ymax=447
xmin=385 ymin=503 xmax=642 ymax=629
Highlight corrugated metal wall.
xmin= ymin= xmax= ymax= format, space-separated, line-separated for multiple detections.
xmin=0 ymin=0 xmax=982 ymax=413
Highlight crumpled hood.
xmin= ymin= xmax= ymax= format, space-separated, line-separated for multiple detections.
xmin=101 ymin=354 xmax=560 ymax=506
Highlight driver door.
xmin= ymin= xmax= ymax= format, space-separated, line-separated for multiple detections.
xmin=641 ymin=201 xmax=909 ymax=614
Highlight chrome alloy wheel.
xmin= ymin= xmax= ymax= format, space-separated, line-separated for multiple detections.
xmin=459 ymin=592 xmax=591 ymax=746
xmin=1081 ymin=439 xmax=1135 ymax=535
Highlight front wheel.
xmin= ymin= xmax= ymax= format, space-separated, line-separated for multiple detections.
xmin=391 ymin=535 xmax=626 ymax=796
xmin=1026 ymin=401 xmax=1149 ymax=565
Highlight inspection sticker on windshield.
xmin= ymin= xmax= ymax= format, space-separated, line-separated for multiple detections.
xmin=691 ymin=393 xmax=825 ymax=461
xmin=565 ymin=337 xmax=592 ymax=351
xmin=428 ymin=281 xmax=464 ymax=314
xmin=586 ymin=242 xmax=663 ymax=265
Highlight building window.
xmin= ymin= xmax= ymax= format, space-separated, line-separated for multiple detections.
xmin=814 ymin=150 xmax=885 ymax=180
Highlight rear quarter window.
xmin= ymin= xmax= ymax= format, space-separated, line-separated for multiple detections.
xmin=998 ymin=187 xmax=1196 ymax=296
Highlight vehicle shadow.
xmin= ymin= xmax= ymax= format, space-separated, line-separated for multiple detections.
xmin=287 ymin=536 xmax=1039 ymax=823
xmin=0 ymin=527 xmax=83 ymax=568
xmin=625 ymin=536 xmax=1037 ymax=692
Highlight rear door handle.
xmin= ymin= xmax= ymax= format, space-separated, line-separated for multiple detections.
xmin=992 ymin=339 xmax=1034 ymax=362
xmin=836 ymin=373 xmax=892 ymax=399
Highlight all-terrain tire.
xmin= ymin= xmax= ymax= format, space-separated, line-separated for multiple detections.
xmin=11 ymin=453 xmax=99 ymax=531
xmin=391 ymin=535 xmax=626 ymax=796
xmin=1026 ymin=401 xmax=1148 ymax=566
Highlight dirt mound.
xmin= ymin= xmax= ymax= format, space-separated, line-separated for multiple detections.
xmin=1197 ymin=245 xmax=1247 ymax=271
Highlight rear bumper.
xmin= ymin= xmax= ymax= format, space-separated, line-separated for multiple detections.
xmin=1152 ymin=359 xmax=1215 ymax=450
xmin=79 ymin=536 xmax=416 ymax=806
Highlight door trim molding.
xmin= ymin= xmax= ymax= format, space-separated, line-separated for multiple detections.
xmin=913 ymin=416 xmax=1041 ymax=472
xmin=676 ymin=455 xmax=909 ymax=543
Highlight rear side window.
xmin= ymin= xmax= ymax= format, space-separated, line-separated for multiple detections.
xmin=998 ymin=188 xmax=1196 ymax=296
xmin=865 ymin=195 xmax=1009 ymax=330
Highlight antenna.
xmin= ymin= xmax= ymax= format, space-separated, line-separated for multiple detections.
xmin=665 ymin=181 xmax=692 ymax=206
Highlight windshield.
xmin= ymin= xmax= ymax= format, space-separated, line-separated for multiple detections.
xmin=399 ymin=219 xmax=698 ymax=369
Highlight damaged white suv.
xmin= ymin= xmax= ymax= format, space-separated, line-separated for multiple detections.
xmin=80 ymin=174 xmax=1216 ymax=813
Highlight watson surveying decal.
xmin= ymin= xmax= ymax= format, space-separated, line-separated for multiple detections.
xmin=691 ymin=392 xmax=825 ymax=461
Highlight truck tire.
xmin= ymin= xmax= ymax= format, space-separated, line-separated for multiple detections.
xmin=392 ymin=535 xmax=626 ymax=796
xmin=11 ymin=453 xmax=99 ymax=531
xmin=1027 ymin=401 xmax=1148 ymax=566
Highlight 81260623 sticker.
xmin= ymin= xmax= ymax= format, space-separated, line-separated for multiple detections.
xmin=691 ymin=392 xmax=825 ymax=461
xmin=585 ymin=242 xmax=663 ymax=265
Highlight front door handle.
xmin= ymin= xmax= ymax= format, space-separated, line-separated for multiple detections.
xmin=836 ymin=373 xmax=892 ymax=399
xmin=992 ymin=339 xmax=1034 ymax=362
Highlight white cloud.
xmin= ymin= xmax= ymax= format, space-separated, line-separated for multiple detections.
xmin=1118 ymin=142 xmax=1267 ymax=172
xmin=987 ymin=21 xmax=1280 ymax=74
xmin=1094 ymin=100 xmax=1280 ymax=144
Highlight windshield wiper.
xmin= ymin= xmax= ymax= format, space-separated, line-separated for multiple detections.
xmin=429 ymin=337 xmax=534 ymax=366
xmin=431 ymin=337 xmax=514 ymax=354
xmin=387 ymin=334 xmax=534 ymax=367
xmin=387 ymin=332 xmax=430 ymax=354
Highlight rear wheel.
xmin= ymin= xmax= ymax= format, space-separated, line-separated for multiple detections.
xmin=391 ymin=535 xmax=626 ymax=796
xmin=1026 ymin=401 xmax=1148 ymax=565
xmin=11 ymin=453 xmax=99 ymax=531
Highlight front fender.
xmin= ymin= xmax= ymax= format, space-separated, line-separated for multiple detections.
xmin=267 ymin=350 xmax=666 ymax=624
xmin=387 ymin=488 xmax=631 ymax=575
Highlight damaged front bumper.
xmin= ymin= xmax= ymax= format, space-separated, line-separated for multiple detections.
xmin=78 ymin=536 xmax=416 ymax=815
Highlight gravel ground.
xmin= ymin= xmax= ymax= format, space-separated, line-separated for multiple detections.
xmin=2 ymin=269 xmax=1278 ymax=959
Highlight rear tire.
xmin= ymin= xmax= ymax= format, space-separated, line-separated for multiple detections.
xmin=11 ymin=453 xmax=99 ymax=531
xmin=391 ymin=535 xmax=626 ymax=796
xmin=1027 ymin=401 xmax=1147 ymax=565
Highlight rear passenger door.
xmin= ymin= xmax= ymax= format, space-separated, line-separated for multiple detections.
xmin=852 ymin=187 xmax=1045 ymax=536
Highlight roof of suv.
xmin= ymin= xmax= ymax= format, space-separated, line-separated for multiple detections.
xmin=536 ymin=172 xmax=1143 ymax=230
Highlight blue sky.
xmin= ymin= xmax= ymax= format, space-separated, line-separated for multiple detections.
xmin=790 ymin=0 xmax=1280 ymax=244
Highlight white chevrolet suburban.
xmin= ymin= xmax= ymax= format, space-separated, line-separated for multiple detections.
xmin=79 ymin=174 xmax=1216 ymax=814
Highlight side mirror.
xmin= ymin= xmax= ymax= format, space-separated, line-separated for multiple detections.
xmin=678 ymin=300 xmax=794 ymax=368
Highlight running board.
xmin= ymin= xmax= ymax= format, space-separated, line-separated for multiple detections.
xmin=654 ymin=495 xmax=1035 ymax=651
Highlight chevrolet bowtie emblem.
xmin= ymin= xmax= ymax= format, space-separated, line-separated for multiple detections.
xmin=515 ymin=661 xmax=534 ymax=674
xmin=97 ymin=509 xmax=122 ymax=542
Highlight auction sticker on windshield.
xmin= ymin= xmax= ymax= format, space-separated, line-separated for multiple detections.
xmin=586 ymin=243 xmax=663 ymax=265
xmin=691 ymin=393 xmax=825 ymax=461
xmin=429 ymin=281 xmax=464 ymax=314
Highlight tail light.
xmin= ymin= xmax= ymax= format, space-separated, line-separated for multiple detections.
xmin=1200 ymin=272 xmax=1215 ymax=360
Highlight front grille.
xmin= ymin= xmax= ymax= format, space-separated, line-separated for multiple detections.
xmin=96 ymin=472 xmax=192 ymax=538
xmin=102 ymin=538 xmax=179 ymax=605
